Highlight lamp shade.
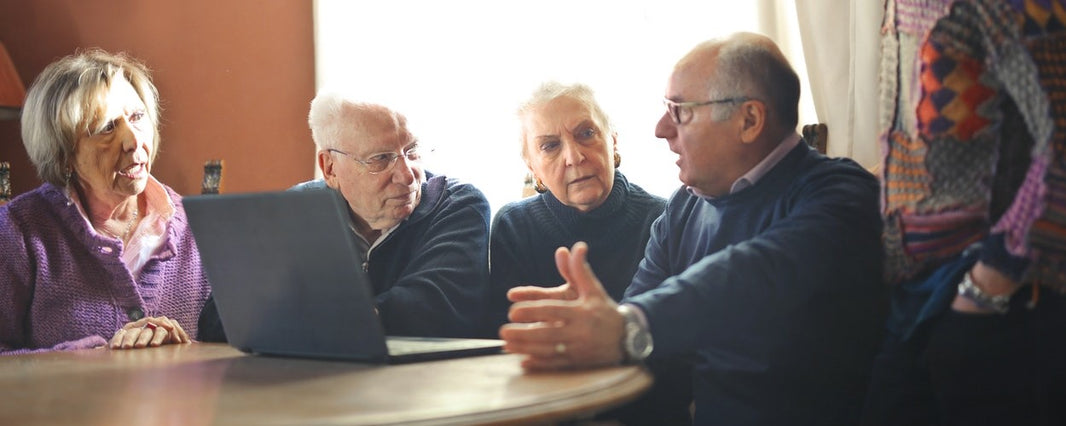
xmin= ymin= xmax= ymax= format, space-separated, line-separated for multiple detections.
xmin=0 ymin=41 xmax=26 ymax=120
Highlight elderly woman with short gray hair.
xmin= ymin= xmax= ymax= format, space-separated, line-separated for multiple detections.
xmin=0 ymin=49 xmax=210 ymax=354
xmin=484 ymin=81 xmax=689 ymax=424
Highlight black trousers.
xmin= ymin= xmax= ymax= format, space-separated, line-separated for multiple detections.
xmin=925 ymin=286 xmax=1066 ymax=425
xmin=863 ymin=287 xmax=1066 ymax=426
xmin=865 ymin=285 xmax=1066 ymax=426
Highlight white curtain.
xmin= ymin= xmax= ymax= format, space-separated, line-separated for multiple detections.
xmin=791 ymin=0 xmax=884 ymax=169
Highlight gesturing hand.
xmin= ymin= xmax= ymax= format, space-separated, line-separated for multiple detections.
xmin=109 ymin=316 xmax=191 ymax=349
xmin=499 ymin=241 xmax=626 ymax=370
xmin=507 ymin=283 xmax=578 ymax=303
xmin=506 ymin=241 xmax=588 ymax=303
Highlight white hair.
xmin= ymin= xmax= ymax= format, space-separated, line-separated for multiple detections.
xmin=516 ymin=81 xmax=614 ymax=160
xmin=307 ymin=91 xmax=410 ymax=152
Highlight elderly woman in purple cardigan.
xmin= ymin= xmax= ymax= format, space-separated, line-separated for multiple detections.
xmin=0 ymin=49 xmax=210 ymax=354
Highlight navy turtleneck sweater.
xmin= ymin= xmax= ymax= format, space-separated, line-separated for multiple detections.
xmin=484 ymin=171 xmax=665 ymax=334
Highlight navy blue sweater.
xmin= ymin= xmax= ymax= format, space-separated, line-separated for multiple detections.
xmin=484 ymin=171 xmax=665 ymax=334
xmin=624 ymin=143 xmax=887 ymax=426
xmin=486 ymin=171 xmax=692 ymax=424
xmin=359 ymin=174 xmax=490 ymax=338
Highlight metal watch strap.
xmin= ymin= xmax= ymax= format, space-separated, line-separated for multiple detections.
xmin=617 ymin=304 xmax=652 ymax=364
xmin=957 ymin=271 xmax=1011 ymax=314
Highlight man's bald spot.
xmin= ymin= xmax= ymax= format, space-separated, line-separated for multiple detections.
xmin=678 ymin=32 xmax=786 ymax=72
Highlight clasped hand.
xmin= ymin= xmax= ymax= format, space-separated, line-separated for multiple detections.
xmin=108 ymin=316 xmax=191 ymax=349
xmin=499 ymin=242 xmax=626 ymax=370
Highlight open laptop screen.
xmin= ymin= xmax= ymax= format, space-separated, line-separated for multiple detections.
xmin=184 ymin=189 xmax=501 ymax=363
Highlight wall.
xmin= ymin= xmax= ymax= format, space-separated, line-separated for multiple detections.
xmin=0 ymin=0 xmax=315 ymax=197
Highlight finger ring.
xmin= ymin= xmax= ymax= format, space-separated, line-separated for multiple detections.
xmin=555 ymin=342 xmax=567 ymax=355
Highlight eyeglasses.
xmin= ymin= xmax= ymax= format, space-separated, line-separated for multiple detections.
xmin=663 ymin=97 xmax=748 ymax=124
xmin=326 ymin=146 xmax=425 ymax=174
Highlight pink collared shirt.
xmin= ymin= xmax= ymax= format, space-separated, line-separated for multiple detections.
xmin=68 ymin=176 xmax=175 ymax=278
xmin=122 ymin=176 xmax=176 ymax=277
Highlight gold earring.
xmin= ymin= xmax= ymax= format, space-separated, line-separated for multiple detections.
xmin=614 ymin=152 xmax=621 ymax=168
xmin=534 ymin=177 xmax=548 ymax=193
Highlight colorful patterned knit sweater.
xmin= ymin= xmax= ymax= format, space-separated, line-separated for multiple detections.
xmin=881 ymin=0 xmax=1066 ymax=292
xmin=0 ymin=183 xmax=211 ymax=354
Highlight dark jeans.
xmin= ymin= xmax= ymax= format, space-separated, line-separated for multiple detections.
xmin=863 ymin=286 xmax=1066 ymax=426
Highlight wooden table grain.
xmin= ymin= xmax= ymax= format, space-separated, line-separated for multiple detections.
xmin=0 ymin=343 xmax=652 ymax=425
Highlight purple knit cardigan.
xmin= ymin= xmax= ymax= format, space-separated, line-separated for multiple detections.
xmin=0 ymin=183 xmax=211 ymax=354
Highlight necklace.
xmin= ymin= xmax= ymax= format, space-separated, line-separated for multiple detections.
xmin=121 ymin=205 xmax=139 ymax=241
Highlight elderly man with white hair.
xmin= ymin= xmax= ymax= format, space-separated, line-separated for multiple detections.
xmin=199 ymin=93 xmax=490 ymax=339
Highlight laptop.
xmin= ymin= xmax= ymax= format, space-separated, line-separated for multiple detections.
xmin=183 ymin=189 xmax=503 ymax=363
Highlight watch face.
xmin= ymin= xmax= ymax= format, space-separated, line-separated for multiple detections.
xmin=626 ymin=323 xmax=653 ymax=359
xmin=619 ymin=305 xmax=653 ymax=361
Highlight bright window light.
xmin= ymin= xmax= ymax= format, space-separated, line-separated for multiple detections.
xmin=315 ymin=1 xmax=810 ymax=213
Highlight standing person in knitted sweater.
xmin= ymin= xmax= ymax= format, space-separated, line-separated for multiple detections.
xmin=0 ymin=50 xmax=211 ymax=355
xmin=863 ymin=1 xmax=1066 ymax=424
xmin=485 ymin=82 xmax=685 ymax=424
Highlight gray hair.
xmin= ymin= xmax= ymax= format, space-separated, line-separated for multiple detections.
xmin=704 ymin=34 xmax=800 ymax=129
xmin=307 ymin=92 xmax=402 ymax=151
xmin=516 ymin=81 xmax=614 ymax=160
xmin=21 ymin=49 xmax=161 ymax=186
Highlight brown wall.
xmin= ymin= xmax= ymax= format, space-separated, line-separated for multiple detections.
xmin=0 ymin=0 xmax=315 ymax=197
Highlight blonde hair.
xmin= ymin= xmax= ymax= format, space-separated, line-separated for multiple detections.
xmin=20 ymin=49 xmax=161 ymax=186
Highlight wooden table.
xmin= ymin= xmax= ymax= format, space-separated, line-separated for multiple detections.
xmin=0 ymin=343 xmax=652 ymax=425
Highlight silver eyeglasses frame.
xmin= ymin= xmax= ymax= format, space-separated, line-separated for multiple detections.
xmin=663 ymin=97 xmax=749 ymax=124
xmin=325 ymin=146 xmax=425 ymax=175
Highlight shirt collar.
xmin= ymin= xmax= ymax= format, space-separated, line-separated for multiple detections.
xmin=142 ymin=175 xmax=175 ymax=220
xmin=688 ymin=132 xmax=803 ymax=199
xmin=65 ymin=174 xmax=173 ymax=230
xmin=348 ymin=216 xmax=401 ymax=255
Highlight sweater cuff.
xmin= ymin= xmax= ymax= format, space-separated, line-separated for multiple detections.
xmin=52 ymin=335 xmax=108 ymax=351
xmin=978 ymin=233 xmax=1029 ymax=283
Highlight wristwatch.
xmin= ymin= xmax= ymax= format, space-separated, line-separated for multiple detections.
xmin=957 ymin=271 xmax=1011 ymax=314
xmin=617 ymin=304 xmax=653 ymax=363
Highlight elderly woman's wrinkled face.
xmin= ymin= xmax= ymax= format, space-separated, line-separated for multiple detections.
xmin=72 ymin=77 xmax=153 ymax=206
xmin=523 ymin=96 xmax=616 ymax=213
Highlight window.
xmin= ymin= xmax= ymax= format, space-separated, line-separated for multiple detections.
xmin=314 ymin=1 xmax=813 ymax=212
